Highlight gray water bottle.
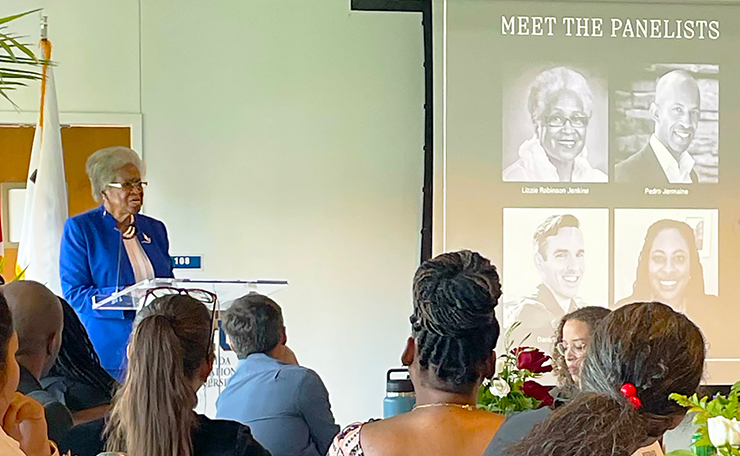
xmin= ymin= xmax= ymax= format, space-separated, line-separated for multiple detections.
xmin=383 ymin=368 xmax=415 ymax=418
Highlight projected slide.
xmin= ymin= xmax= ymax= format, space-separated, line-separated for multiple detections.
xmin=436 ymin=0 xmax=740 ymax=380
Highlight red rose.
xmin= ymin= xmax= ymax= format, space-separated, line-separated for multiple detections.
xmin=512 ymin=347 xmax=553 ymax=374
xmin=520 ymin=380 xmax=554 ymax=408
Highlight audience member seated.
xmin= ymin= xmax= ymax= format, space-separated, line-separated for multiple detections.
xmin=3 ymin=281 xmax=73 ymax=444
xmin=329 ymin=250 xmax=506 ymax=456
xmin=0 ymin=289 xmax=60 ymax=456
xmin=60 ymin=293 xmax=271 ymax=456
xmin=216 ymin=293 xmax=339 ymax=456
xmin=42 ymin=298 xmax=117 ymax=425
xmin=503 ymin=301 xmax=704 ymax=456
xmin=484 ymin=305 xmax=611 ymax=455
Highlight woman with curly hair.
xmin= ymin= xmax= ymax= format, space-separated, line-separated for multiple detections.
xmin=484 ymin=306 xmax=610 ymax=455
xmin=550 ymin=306 xmax=612 ymax=399
xmin=509 ymin=302 xmax=704 ymax=456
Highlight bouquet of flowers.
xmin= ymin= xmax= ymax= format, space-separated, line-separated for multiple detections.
xmin=666 ymin=380 xmax=740 ymax=456
xmin=478 ymin=322 xmax=554 ymax=414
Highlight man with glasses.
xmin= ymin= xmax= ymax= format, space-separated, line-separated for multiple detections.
xmin=60 ymin=146 xmax=174 ymax=382
xmin=216 ymin=293 xmax=339 ymax=456
xmin=616 ymin=70 xmax=704 ymax=183
xmin=503 ymin=66 xmax=608 ymax=183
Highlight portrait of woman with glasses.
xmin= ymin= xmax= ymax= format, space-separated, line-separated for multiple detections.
xmin=502 ymin=66 xmax=608 ymax=183
xmin=59 ymin=146 xmax=174 ymax=382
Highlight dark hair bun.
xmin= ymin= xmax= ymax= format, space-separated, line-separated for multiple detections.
xmin=410 ymin=250 xmax=502 ymax=392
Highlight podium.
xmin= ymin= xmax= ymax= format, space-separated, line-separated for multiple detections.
xmin=91 ymin=277 xmax=289 ymax=417
xmin=91 ymin=278 xmax=288 ymax=311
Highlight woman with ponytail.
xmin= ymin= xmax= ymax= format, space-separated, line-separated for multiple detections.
xmin=506 ymin=301 xmax=705 ymax=456
xmin=328 ymin=250 xmax=506 ymax=456
xmin=62 ymin=294 xmax=270 ymax=456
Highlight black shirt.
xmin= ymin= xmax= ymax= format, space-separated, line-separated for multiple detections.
xmin=60 ymin=414 xmax=272 ymax=456
xmin=17 ymin=365 xmax=74 ymax=444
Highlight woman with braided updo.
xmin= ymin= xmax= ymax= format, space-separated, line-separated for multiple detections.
xmin=328 ymin=250 xmax=506 ymax=456
xmin=507 ymin=302 xmax=704 ymax=456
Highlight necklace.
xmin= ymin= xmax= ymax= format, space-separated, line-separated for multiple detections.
xmin=412 ymin=402 xmax=477 ymax=411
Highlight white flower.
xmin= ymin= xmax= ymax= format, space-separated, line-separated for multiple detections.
xmin=489 ymin=378 xmax=511 ymax=398
xmin=495 ymin=358 xmax=507 ymax=376
xmin=707 ymin=416 xmax=740 ymax=447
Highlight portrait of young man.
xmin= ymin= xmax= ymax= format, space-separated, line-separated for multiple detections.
xmin=505 ymin=214 xmax=589 ymax=348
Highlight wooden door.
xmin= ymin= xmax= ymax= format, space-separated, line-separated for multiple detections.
xmin=0 ymin=125 xmax=131 ymax=282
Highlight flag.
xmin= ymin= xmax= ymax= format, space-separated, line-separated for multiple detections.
xmin=15 ymin=38 xmax=68 ymax=294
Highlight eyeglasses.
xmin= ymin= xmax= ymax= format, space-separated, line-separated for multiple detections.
xmin=544 ymin=113 xmax=589 ymax=128
xmin=556 ymin=341 xmax=587 ymax=357
xmin=143 ymin=287 xmax=219 ymax=334
xmin=107 ymin=181 xmax=148 ymax=190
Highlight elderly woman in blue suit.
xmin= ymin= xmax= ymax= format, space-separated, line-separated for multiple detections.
xmin=59 ymin=146 xmax=174 ymax=381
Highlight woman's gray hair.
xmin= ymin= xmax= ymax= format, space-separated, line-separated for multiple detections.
xmin=527 ymin=67 xmax=594 ymax=123
xmin=85 ymin=146 xmax=144 ymax=202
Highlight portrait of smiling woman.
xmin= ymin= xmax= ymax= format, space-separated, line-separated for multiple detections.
xmin=502 ymin=66 xmax=608 ymax=183
xmin=615 ymin=218 xmax=717 ymax=313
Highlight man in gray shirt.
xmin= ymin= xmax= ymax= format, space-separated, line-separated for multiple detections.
xmin=216 ymin=293 xmax=339 ymax=456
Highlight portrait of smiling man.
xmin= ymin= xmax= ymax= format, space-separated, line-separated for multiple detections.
xmin=615 ymin=70 xmax=708 ymax=184
xmin=506 ymin=214 xmax=587 ymax=348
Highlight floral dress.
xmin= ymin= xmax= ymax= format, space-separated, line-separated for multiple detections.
xmin=327 ymin=422 xmax=365 ymax=456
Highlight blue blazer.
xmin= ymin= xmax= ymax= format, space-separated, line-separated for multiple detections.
xmin=59 ymin=206 xmax=174 ymax=380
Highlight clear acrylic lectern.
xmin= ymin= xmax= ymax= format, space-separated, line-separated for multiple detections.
xmin=91 ymin=278 xmax=289 ymax=311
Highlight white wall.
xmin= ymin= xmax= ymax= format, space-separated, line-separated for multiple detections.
xmin=2 ymin=1 xmax=424 ymax=424
xmin=141 ymin=0 xmax=424 ymax=424
xmin=0 ymin=0 xmax=140 ymax=113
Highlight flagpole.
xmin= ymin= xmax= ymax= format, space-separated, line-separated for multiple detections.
xmin=40 ymin=15 xmax=47 ymax=40
xmin=38 ymin=16 xmax=50 ymax=129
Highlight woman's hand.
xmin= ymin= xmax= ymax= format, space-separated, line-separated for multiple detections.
xmin=2 ymin=392 xmax=52 ymax=456
xmin=117 ymin=213 xmax=136 ymax=238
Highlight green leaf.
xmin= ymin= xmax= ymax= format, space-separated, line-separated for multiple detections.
xmin=0 ymin=88 xmax=20 ymax=109
xmin=0 ymin=9 xmax=42 ymax=26
xmin=664 ymin=451 xmax=695 ymax=456
xmin=0 ymin=37 xmax=17 ymax=62
xmin=13 ymin=265 xmax=27 ymax=282
xmin=1 ymin=31 xmax=38 ymax=61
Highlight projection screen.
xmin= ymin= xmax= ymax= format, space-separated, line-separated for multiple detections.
xmin=433 ymin=0 xmax=740 ymax=383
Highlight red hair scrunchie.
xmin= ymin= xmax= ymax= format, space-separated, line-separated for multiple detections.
xmin=620 ymin=383 xmax=642 ymax=410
